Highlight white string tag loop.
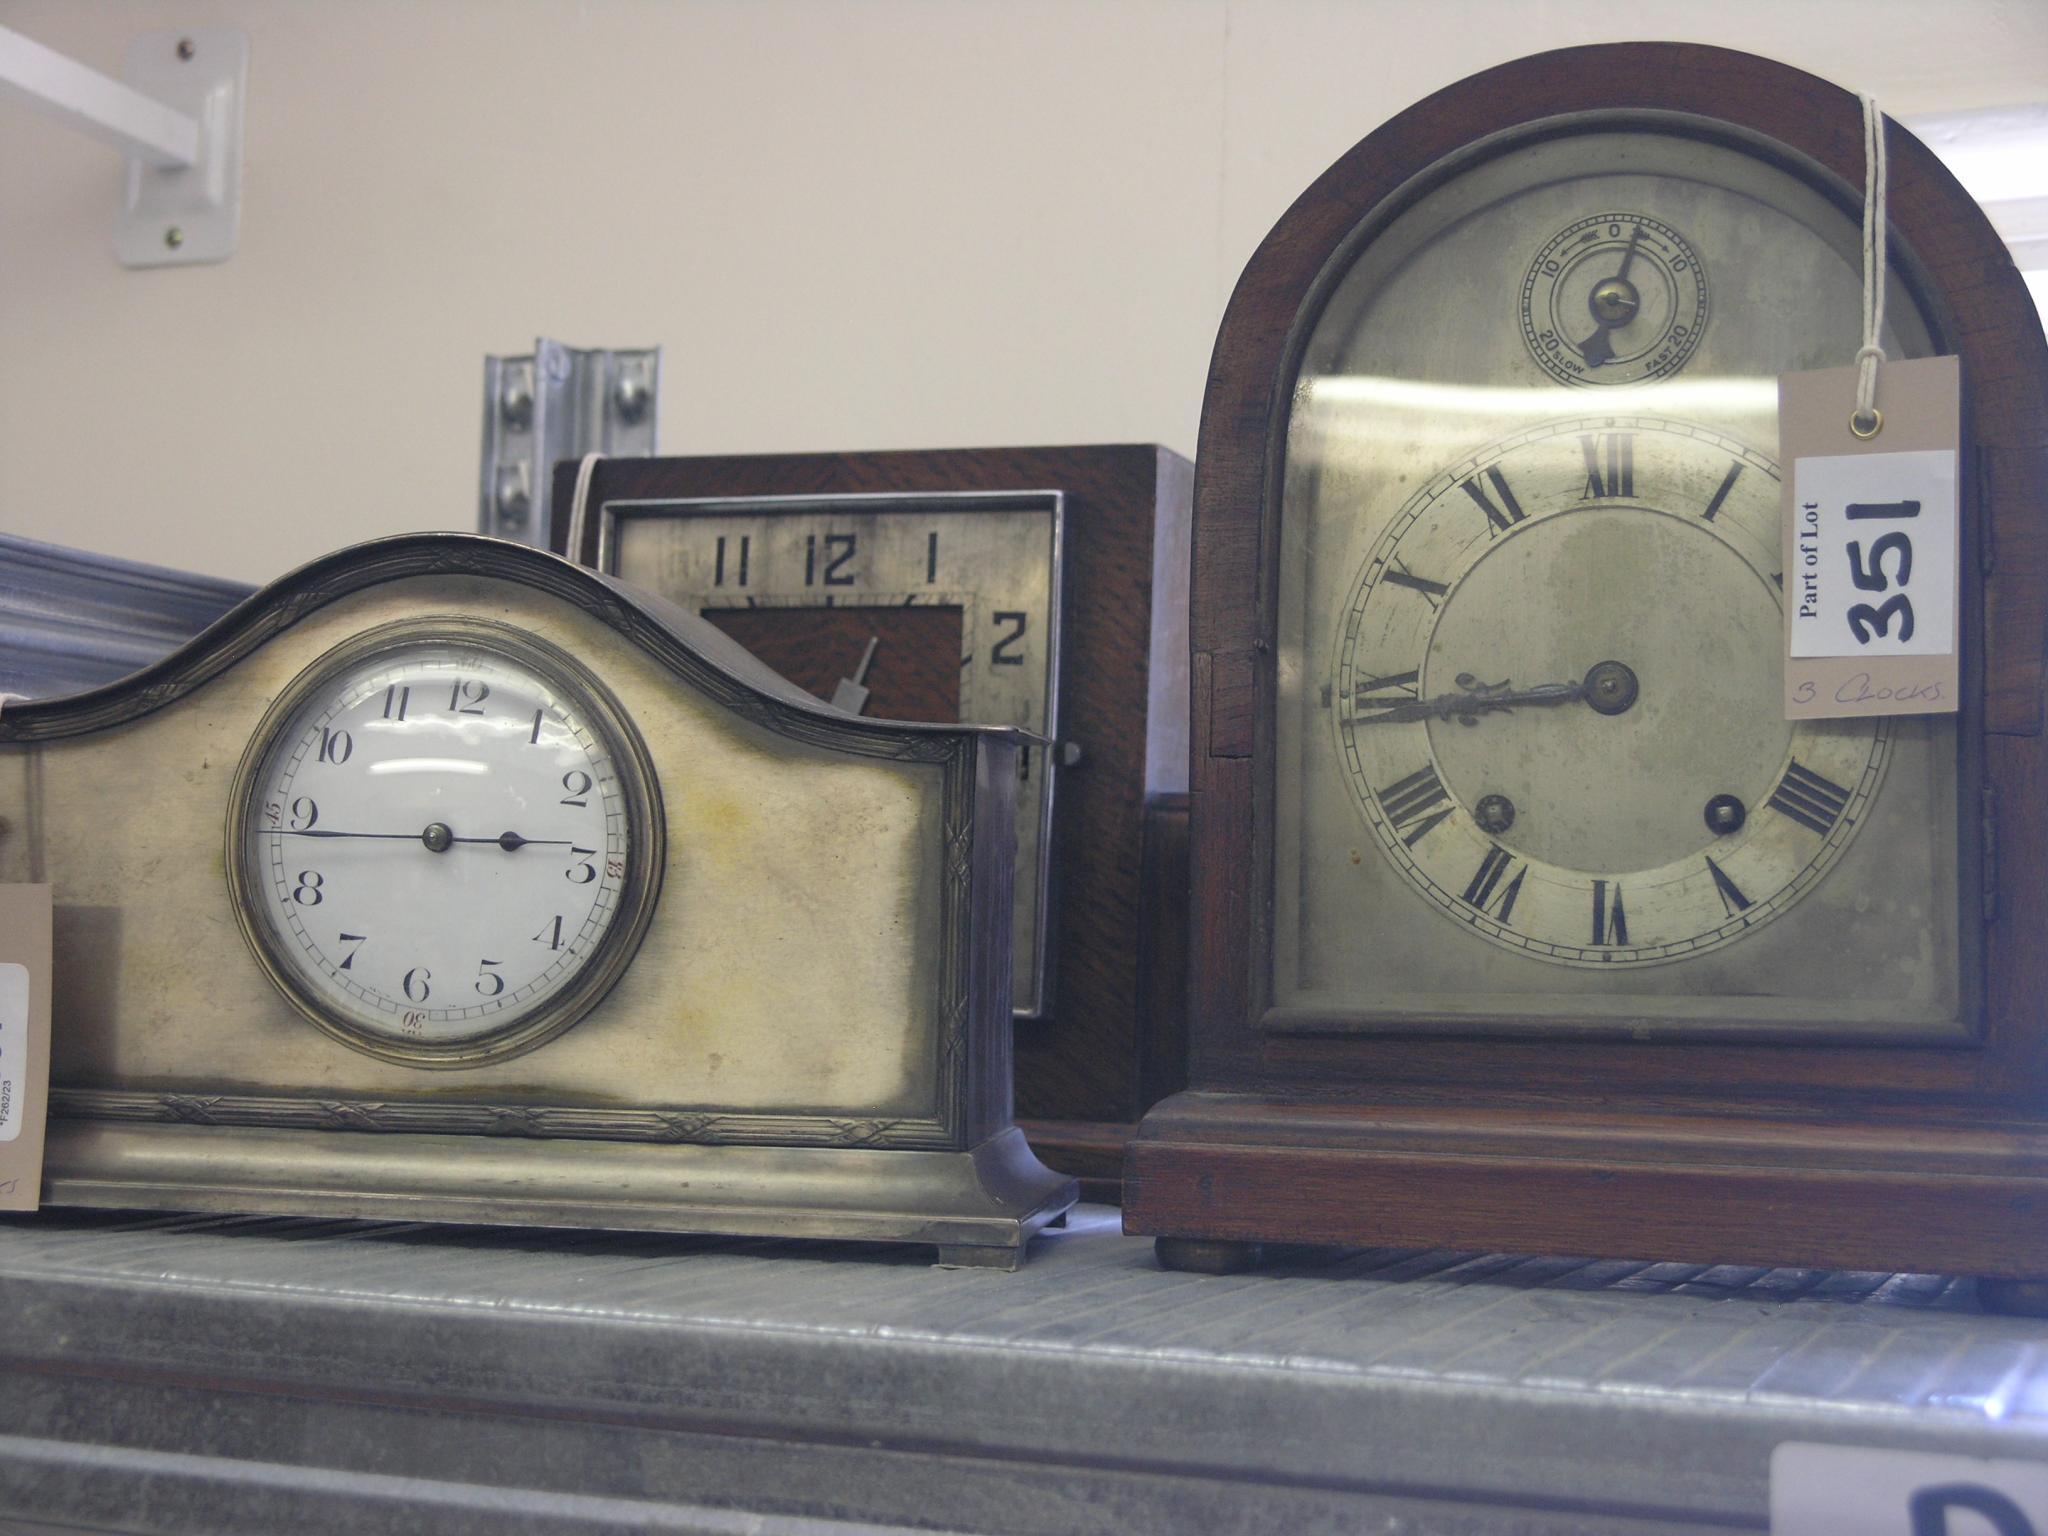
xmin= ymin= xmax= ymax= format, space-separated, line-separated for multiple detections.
xmin=1853 ymin=93 xmax=1888 ymax=438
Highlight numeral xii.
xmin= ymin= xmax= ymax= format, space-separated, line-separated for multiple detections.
xmin=1579 ymin=432 xmax=1635 ymax=500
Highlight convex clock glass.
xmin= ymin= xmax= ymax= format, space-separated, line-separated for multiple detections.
xmin=228 ymin=618 xmax=664 ymax=1066
xmin=1275 ymin=128 xmax=1959 ymax=1034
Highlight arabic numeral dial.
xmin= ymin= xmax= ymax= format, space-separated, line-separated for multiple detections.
xmin=229 ymin=622 xmax=664 ymax=1065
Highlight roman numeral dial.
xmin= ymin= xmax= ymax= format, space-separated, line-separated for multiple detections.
xmin=1329 ymin=416 xmax=1887 ymax=967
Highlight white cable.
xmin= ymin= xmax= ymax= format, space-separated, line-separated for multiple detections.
xmin=1854 ymin=93 xmax=1888 ymax=437
xmin=564 ymin=452 xmax=605 ymax=566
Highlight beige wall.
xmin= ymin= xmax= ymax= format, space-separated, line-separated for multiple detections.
xmin=2 ymin=0 xmax=2043 ymax=583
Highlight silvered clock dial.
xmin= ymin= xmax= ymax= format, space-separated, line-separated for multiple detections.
xmin=1333 ymin=415 xmax=1885 ymax=965
xmin=1274 ymin=124 xmax=1958 ymax=1035
xmin=227 ymin=618 xmax=664 ymax=1066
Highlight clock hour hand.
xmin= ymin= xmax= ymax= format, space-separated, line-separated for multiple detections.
xmin=1353 ymin=662 xmax=1637 ymax=725
xmin=829 ymin=634 xmax=881 ymax=715
xmin=449 ymin=831 xmax=577 ymax=851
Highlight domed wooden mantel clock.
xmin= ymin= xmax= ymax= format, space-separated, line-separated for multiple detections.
xmin=1123 ymin=43 xmax=2048 ymax=1304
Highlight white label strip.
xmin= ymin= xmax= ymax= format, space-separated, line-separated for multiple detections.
xmin=0 ymin=962 xmax=25 ymax=1144
xmin=1772 ymin=1442 xmax=2048 ymax=1534
xmin=1789 ymin=447 xmax=1958 ymax=659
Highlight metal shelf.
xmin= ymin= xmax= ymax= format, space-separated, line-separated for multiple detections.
xmin=0 ymin=1205 xmax=2041 ymax=1533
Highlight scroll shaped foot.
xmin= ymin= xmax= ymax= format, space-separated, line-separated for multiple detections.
xmin=1155 ymin=1236 xmax=1263 ymax=1275
xmin=1977 ymin=1276 xmax=2048 ymax=1317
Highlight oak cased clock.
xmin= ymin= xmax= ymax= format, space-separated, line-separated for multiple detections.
xmin=549 ymin=447 xmax=1193 ymax=1191
xmin=1122 ymin=44 xmax=2048 ymax=1300
xmin=0 ymin=535 xmax=1075 ymax=1266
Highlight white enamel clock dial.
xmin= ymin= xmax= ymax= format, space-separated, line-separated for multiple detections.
xmin=1272 ymin=126 xmax=1962 ymax=1034
xmin=229 ymin=620 xmax=664 ymax=1065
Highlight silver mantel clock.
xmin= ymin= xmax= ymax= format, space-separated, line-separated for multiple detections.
xmin=0 ymin=535 xmax=1074 ymax=1266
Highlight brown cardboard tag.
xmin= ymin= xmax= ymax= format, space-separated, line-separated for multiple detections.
xmin=0 ymin=885 xmax=52 ymax=1211
xmin=1781 ymin=355 xmax=1962 ymax=719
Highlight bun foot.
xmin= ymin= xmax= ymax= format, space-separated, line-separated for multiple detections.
xmin=1155 ymin=1236 xmax=1263 ymax=1274
xmin=1977 ymin=1276 xmax=2048 ymax=1316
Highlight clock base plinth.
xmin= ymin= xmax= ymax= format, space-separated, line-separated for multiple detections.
xmin=1154 ymin=1236 xmax=1263 ymax=1274
xmin=41 ymin=1119 xmax=1077 ymax=1270
xmin=1124 ymin=1092 xmax=2048 ymax=1284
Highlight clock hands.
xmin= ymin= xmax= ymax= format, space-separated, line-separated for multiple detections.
xmin=269 ymin=824 xmax=575 ymax=852
xmin=829 ymin=634 xmax=881 ymax=716
xmin=1353 ymin=661 xmax=1638 ymax=726
xmin=1575 ymin=223 xmax=1646 ymax=368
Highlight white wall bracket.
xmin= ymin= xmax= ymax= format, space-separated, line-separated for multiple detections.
xmin=0 ymin=24 xmax=247 ymax=268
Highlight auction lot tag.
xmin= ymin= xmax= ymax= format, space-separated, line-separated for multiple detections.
xmin=1781 ymin=356 xmax=1961 ymax=719
xmin=0 ymin=885 xmax=51 ymax=1208
xmin=1772 ymin=1442 xmax=2048 ymax=1535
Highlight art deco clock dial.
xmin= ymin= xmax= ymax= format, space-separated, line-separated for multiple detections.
xmin=1126 ymin=44 xmax=2048 ymax=1298
xmin=594 ymin=492 xmax=1061 ymax=1017
xmin=227 ymin=620 xmax=663 ymax=1065
xmin=549 ymin=447 xmax=1197 ymax=1193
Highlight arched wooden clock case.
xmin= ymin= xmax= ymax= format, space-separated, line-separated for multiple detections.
xmin=1122 ymin=43 xmax=2048 ymax=1300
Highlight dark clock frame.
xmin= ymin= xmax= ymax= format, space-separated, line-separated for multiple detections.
xmin=1123 ymin=43 xmax=2048 ymax=1290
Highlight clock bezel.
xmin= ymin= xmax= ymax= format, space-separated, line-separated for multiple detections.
xmin=224 ymin=615 xmax=668 ymax=1069
xmin=1258 ymin=107 xmax=1983 ymax=1046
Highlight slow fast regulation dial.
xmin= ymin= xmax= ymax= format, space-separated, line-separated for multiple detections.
xmin=1521 ymin=214 xmax=1708 ymax=386
xmin=1332 ymin=416 xmax=1886 ymax=966
xmin=227 ymin=619 xmax=664 ymax=1064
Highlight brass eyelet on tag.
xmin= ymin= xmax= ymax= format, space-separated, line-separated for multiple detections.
xmin=1850 ymin=407 xmax=1883 ymax=439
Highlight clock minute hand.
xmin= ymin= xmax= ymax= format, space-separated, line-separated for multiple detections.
xmin=269 ymin=827 xmax=575 ymax=852
xmin=1612 ymin=220 xmax=1645 ymax=283
xmin=1353 ymin=674 xmax=1581 ymax=727
xmin=269 ymin=828 xmax=426 ymax=840
xmin=1353 ymin=662 xmax=1638 ymax=725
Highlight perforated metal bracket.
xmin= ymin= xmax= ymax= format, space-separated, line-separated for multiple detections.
xmin=114 ymin=28 xmax=247 ymax=268
xmin=479 ymin=341 xmax=661 ymax=546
